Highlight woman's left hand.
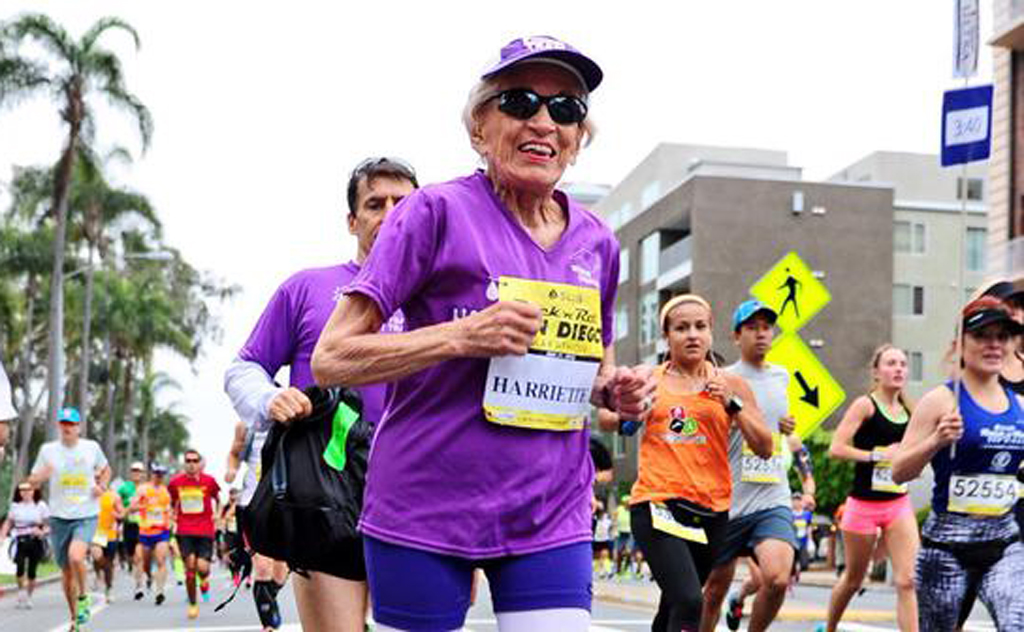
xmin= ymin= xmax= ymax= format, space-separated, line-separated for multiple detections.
xmin=705 ymin=369 xmax=734 ymax=407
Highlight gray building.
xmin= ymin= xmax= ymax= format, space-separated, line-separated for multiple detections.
xmin=595 ymin=144 xmax=894 ymax=476
xmin=830 ymin=151 xmax=988 ymax=402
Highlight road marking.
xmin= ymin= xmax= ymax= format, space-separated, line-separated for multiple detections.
xmin=837 ymin=624 xmax=897 ymax=631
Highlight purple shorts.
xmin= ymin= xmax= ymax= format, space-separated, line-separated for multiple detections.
xmin=364 ymin=536 xmax=592 ymax=630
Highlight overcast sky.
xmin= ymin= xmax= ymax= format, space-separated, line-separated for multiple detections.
xmin=0 ymin=1 xmax=994 ymax=480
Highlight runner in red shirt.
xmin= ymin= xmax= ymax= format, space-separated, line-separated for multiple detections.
xmin=168 ymin=448 xmax=221 ymax=619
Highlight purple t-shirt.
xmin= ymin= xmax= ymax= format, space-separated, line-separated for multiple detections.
xmin=346 ymin=171 xmax=620 ymax=558
xmin=238 ymin=262 xmax=401 ymax=425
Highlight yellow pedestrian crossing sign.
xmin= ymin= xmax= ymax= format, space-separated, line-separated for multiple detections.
xmin=749 ymin=251 xmax=831 ymax=333
xmin=765 ymin=333 xmax=846 ymax=439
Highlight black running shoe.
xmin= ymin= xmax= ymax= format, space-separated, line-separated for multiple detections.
xmin=134 ymin=590 xmax=144 ymax=601
xmin=725 ymin=593 xmax=743 ymax=631
xmin=155 ymin=593 xmax=165 ymax=606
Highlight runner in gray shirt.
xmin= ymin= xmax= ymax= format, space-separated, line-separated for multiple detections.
xmin=700 ymin=300 xmax=816 ymax=632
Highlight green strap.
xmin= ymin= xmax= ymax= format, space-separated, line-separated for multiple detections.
xmin=322 ymin=401 xmax=358 ymax=472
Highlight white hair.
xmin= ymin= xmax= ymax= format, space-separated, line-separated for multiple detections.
xmin=461 ymin=67 xmax=597 ymax=158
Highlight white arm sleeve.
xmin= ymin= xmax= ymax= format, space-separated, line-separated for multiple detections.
xmin=224 ymin=357 xmax=284 ymax=431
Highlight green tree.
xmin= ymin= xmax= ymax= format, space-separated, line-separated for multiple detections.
xmin=0 ymin=13 xmax=152 ymax=435
xmin=789 ymin=429 xmax=855 ymax=516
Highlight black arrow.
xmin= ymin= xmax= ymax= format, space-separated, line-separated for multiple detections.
xmin=795 ymin=371 xmax=820 ymax=408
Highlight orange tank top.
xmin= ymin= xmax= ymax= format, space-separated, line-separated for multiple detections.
xmin=630 ymin=363 xmax=733 ymax=512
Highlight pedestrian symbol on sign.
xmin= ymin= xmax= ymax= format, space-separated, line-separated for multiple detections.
xmin=750 ymin=252 xmax=831 ymax=333
xmin=777 ymin=268 xmax=802 ymax=321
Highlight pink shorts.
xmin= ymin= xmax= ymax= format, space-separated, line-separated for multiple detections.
xmin=840 ymin=495 xmax=913 ymax=535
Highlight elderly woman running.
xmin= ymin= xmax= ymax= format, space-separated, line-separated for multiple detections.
xmin=313 ymin=35 xmax=653 ymax=632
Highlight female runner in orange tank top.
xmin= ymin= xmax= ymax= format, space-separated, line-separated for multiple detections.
xmin=620 ymin=294 xmax=773 ymax=632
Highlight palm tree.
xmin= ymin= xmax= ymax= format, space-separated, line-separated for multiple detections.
xmin=67 ymin=146 xmax=160 ymax=434
xmin=0 ymin=13 xmax=152 ymax=435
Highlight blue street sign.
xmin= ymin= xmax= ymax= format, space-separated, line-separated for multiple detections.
xmin=941 ymin=85 xmax=993 ymax=167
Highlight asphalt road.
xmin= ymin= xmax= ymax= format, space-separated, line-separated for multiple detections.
xmin=0 ymin=565 xmax=1001 ymax=631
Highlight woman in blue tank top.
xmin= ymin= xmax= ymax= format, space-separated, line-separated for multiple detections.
xmin=893 ymin=297 xmax=1024 ymax=631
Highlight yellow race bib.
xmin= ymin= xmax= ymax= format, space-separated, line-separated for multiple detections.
xmin=741 ymin=433 xmax=784 ymax=484
xmin=650 ymin=502 xmax=708 ymax=544
xmin=871 ymin=461 xmax=908 ymax=494
xmin=180 ymin=487 xmax=205 ymax=515
xmin=483 ymin=277 xmax=603 ymax=431
xmin=60 ymin=473 xmax=89 ymax=505
xmin=949 ymin=474 xmax=1017 ymax=516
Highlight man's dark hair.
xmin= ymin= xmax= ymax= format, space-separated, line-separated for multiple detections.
xmin=184 ymin=448 xmax=201 ymax=459
xmin=346 ymin=157 xmax=418 ymax=216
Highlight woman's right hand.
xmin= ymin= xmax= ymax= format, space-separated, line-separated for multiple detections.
xmin=457 ymin=301 xmax=543 ymax=357
xmin=933 ymin=410 xmax=964 ymax=448
xmin=268 ymin=387 xmax=313 ymax=425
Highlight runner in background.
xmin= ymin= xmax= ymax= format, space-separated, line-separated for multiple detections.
xmin=614 ymin=495 xmax=634 ymax=577
xmin=29 ymin=406 xmax=110 ymax=630
xmin=818 ymin=345 xmax=918 ymax=632
xmin=117 ymin=462 xmax=145 ymax=571
xmin=701 ymin=300 xmax=809 ymax=632
xmin=0 ymin=481 xmax=49 ymax=608
xmin=791 ymin=492 xmax=814 ymax=571
xmin=218 ymin=487 xmax=246 ymax=584
xmin=623 ymin=294 xmax=771 ymax=632
xmin=91 ymin=482 xmax=125 ymax=603
xmin=894 ymin=297 xmax=1024 ymax=631
xmin=228 ymin=418 xmax=287 ymax=629
xmin=169 ymin=448 xmax=221 ymax=619
xmin=132 ymin=464 xmax=172 ymax=605
xmin=592 ymin=510 xmax=614 ymax=578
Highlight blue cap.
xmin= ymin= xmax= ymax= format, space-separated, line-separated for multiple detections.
xmin=57 ymin=407 xmax=81 ymax=423
xmin=732 ymin=299 xmax=778 ymax=332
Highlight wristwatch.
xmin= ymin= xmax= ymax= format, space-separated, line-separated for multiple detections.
xmin=869 ymin=450 xmax=884 ymax=462
xmin=725 ymin=395 xmax=744 ymax=416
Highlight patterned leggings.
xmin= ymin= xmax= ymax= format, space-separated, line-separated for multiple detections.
xmin=917 ymin=540 xmax=1024 ymax=631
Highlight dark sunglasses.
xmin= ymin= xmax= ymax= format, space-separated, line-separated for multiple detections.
xmin=490 ymin=88 xmax=588 ymax=125
xmin=185 ymin=458 xmax=200 ymax=464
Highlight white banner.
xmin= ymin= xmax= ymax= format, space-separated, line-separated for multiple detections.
xmin=954 ymin=0 xmax=980 ymax=79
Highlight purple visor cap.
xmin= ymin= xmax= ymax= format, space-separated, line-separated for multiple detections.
xmin=482 ymin=36 xmax=603 ymax=92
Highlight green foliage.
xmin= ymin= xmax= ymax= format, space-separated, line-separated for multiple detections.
xmin=788 ymin=428 xmax=855 ymax=516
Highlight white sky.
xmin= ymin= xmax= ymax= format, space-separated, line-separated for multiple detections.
xmin=0 ymin=1 xmax=994 ymax=480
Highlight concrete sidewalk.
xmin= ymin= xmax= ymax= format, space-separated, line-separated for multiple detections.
xmin=594 ymin=565 xmax=897 ymax=623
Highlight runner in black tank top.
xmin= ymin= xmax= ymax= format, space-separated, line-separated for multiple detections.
xmin=850 ymin=395 xmax=911 ymax=502
xmin=818 ymin=345 xmax=919 ymax=632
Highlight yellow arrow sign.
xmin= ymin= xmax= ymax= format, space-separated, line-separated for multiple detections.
xmin=764 ymin=333 xmax=846 ymax=439
xmin=749 ymin=251 xmax=831 ymax=333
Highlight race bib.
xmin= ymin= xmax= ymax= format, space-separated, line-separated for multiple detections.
xmin=871 ymin=461 xmax=908 ymax=494
xmin=147 ymin=508 xmax=165 ymax=528
xmin=60 ymin=473 xmax=89 ymax=505
xmin=794 ymin=518 xmax=808 ymax=539
xmin=227 ymin=516 xmax=237 ymax=532
xmin=91 ymin=531 xmax=108 ymax=547
xmin=949 ymin=473 xmax=1018 ymax=516
xmin=483 ymin=277 xmax=602 ymax=431
xmin=180 ymin=487 xmax=204 ymax=515
xmin=650 ymin=502 xmax=708 ymax=544
xmin=741 ymin=433 xmax=784 ymax=483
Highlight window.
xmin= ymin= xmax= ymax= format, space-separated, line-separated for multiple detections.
xmin=909 ymin=351 xmax=924 ymax=382
xmin=615 ymin=304 xmax=629 ymax=341
xmin=640 ymin=233 xmax=661 ymax=285
xmin=893 ymin=284 xmax=925 ymax=316
xmin=894 ymin=221 xmax=926 ymax=254
xmin=641 ymin=181 xmax=661 ymax=209
xmin=619 ymin=248 xmax=630 ymax=285
xmin=957 ymin=177 xmax=984 ymax=201
xmin=640 ymin=290 xmax=659 ymax=346
xmin=966 ymin=227 xmax=987 ymax=272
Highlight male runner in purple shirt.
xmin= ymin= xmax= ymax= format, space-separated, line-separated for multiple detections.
xmin=224 ymin=156 xmax=416 ymax=632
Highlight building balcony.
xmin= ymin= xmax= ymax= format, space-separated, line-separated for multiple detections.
xmin=992 ymin=0 xmax=1024 ymax=49
xmin=656 ymin=236 xmax=692 ymax=291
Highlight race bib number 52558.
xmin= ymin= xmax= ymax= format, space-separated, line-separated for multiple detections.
xmin=483 ymin=277 xmax=603 ymax=431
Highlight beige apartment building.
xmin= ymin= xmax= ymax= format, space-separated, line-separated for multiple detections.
xmin=989 ymin=0 xmax=1024 ymax=276
xmin=830 ymin=152 xmax=989 ymax=401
